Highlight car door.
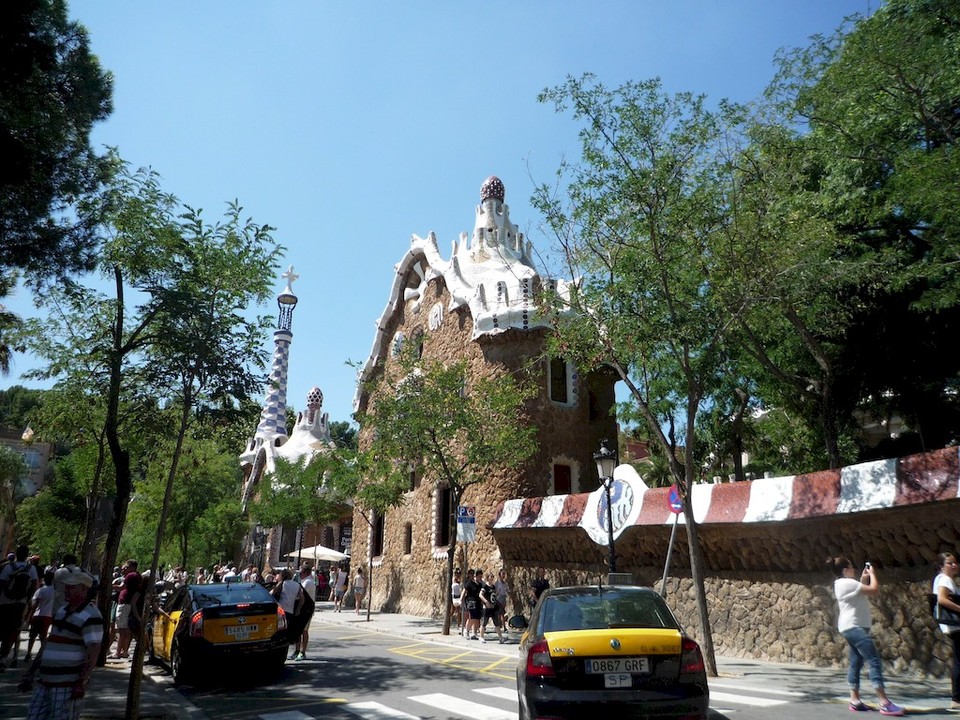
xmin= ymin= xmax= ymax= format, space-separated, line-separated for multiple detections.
xmin=154 ymin=586 xmax=187 ymax=663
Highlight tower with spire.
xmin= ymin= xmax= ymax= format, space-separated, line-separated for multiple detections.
xmin=240 ymin=265 xmax=336 ymax=537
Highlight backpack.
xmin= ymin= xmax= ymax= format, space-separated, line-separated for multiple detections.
xmin=4 ymin=562 xmax=32 ymax=602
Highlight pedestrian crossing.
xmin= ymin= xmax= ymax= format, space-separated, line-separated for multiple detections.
xmin=259 ymin=681 xmax=800 ymax=720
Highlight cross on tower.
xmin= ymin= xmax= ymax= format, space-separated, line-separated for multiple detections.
xmin=282 ymin=265 xmax=299 ymax=290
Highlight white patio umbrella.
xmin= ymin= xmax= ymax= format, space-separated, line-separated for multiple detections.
xmin=283 ymin=543 xmax=348 ymax=563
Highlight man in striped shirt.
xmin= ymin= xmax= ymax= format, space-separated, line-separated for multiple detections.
xmin=20 ymin=567 xmax=102 ymax=720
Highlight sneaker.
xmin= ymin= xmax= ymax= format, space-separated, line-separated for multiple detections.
xmin=499 ymin=637 xmax=506 ymax=644
xmin=479 ymin=637 xmax=486 ymax=643
xmin=469 ymin=635 xmax=478 ymax=640
xmin=295 ymin=653 xmax=305 ymax=661
xmin=849 ymin=701 xmax=872 ymax=712
xmin=879 ymin=702 xmax=904 ymax=717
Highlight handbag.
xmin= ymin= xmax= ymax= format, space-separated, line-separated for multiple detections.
xmin=929 ymin=592 xmax=960 ymax=626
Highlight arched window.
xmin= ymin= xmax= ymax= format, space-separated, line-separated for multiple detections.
xmin=371 ymin=512 xmax=385 ymax=557
xmin=549 ymin=357 xmax=573 ymax=405
xmin=435 ymin=485 xmax=453 ymax=547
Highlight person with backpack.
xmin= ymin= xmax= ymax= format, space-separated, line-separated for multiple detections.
xmin=0 ymin=544 xmax=40 ymax=670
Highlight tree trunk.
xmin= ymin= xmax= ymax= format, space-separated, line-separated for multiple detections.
xmin=126 ymin=392 xmax=191 ymax=719
xmin=683 ymin=502 xmax=717 ymax=676
xmin=441 ymin=488 xmax=463 ymax=636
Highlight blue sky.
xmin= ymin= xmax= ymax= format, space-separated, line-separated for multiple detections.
xmin=5 ymin=1 xmax=874 ymax=427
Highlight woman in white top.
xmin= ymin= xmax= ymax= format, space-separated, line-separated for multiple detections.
xmin=353 ymin=567 xmax=366 ymax=615
xmin=934 ymin=551 xmax=960 ymax=709
xmin=828 ymin=556 xmax=903 ymax=716
xmin=274 ymin=568 xmax=303 ymax=616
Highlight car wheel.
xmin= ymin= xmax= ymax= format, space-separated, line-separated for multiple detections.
xmin=171 ymin=643 xmax=190 ymax=686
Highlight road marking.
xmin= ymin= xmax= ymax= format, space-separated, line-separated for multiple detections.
xmin=710 ymin=681 xmax=803 ymax=697
xmin=345 ymin=701 xmax=420 ymax=719
xmin=410 ymin=693 xmax=518 ymax=720
xmin=473 ymin=687 xmax=518 ymax=702
xmin=259 ymin=712 xmax=314 ymax=720
xmin=388 ymin=645 xmax=514 ymax=679
xmin=710 ymin=690 xmax=789 ymax=707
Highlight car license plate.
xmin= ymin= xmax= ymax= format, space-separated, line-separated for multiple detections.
xmin=585 ymin=657 xmax=649 ymax=674
xmin=224 ymin=624 xmax=258 ymax=639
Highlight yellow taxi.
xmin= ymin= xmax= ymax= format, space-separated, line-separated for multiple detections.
xmin=517 ymin=584 xmax=709 ymax=720
xmin=149 ymin=581 xmax=289 ymax=685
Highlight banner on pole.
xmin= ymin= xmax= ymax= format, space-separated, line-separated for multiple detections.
xmin=457 ymin=505 xmax=476 ymax=543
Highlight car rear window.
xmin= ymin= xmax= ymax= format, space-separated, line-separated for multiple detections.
xmin=542 ymin=589 xmax=677 ymax=632
xmin=189 ymin=582 xmax=274 ymax=608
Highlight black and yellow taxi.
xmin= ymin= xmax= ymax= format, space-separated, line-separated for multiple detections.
xmin=149 ymin=581 xmax=289 ymax=685
xmin=517 ymin=584 xmax=709 ymax=720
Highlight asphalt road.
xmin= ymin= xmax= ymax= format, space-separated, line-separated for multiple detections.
xmin=150 ymin=619 xmax=934 ymax=720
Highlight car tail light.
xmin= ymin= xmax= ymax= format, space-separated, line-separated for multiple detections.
xmin=235 ymin=603 xmax=251 ymax=609
xmin=680 ymin=637 xmax=705 ymax=674
xmin=526 ymin=640 xmax=555 ymax=677
xmin=276 ymin=606 xmax=288 ymax=632
xmin=188 ymin=610 xmax=204 ymax=638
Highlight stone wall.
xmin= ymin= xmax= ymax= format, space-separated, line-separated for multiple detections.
xmin=484 ymin=499 xmax=960 ymax=677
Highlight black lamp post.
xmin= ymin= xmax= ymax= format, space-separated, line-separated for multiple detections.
xmin=253 ymin=523 xmax=266 ymax=571
xmin=594 ymin=439 xmax=619 ymax=575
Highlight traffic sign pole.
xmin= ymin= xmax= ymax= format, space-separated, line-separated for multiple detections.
xmin=660 ymin=485 xmax=683 ymax=596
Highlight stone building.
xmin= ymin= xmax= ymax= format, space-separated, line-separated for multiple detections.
xmin=350 ymin=176 xmax=618 ymax=615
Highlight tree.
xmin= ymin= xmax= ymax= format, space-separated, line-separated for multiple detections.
xmin=329 ymin=420 xmax=358 ymax=450
xmin=741 ymin=0 xmax=960 ymax=460
xmin=0 ymin=385 xmax=43 ymax=429
xmin=0 ymin=274 xmax=24 ymax=375
xmin=0 ymin=444 xmax=28 ymax=535
xmin=15 ymin=159 xmax=281 ymax=718
xmin=0 ymin=0 xmax=113 ymax=279
xmin=357 ymin=344 xmax=537 ymax=634
xmin=125 ymin=434 xmax=244 ymax=569
xmin=249 ymin=454 xmax=353 ymax=560
xmin=13 ymin=453 xmax=86 ymax=559
xmin=534 ymin=74 xmax=745 ymax=673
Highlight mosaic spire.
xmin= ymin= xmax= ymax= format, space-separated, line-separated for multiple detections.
xmin=254 ymin=266 xmax=299 ymax=442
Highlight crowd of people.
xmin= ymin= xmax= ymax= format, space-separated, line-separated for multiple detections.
xmin=450 ymin=565 xmax=531 ymax=644
xmin=11 ymin=544 xmax=960 ymax=718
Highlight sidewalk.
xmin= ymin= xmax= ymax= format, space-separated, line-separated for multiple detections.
xmin=1 ymin=601 xmax=955 ymax=718
xmin=0 ymin=649 xmax=206 ymax=720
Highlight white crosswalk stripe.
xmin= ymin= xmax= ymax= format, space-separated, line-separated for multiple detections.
xmin=710 ymin=690 xmax=791 ymax=707
xmin=344 ymin=701 xmax=420 ymax=720
xmin=337 ymin=683 xmax=797 ymax=720
xmin=710 ymin=680 xmax=803 ymax=697
xmin=472 ymin=687 xmax=519 ymax=702
xmin=409 ymin=693 xmax=518 ymax=720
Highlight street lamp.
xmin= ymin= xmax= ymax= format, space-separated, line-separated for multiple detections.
xmin=594 ymin=439 xmax=619 ymax=574
xmin=253 ymin=523 xmax=266 ymax=571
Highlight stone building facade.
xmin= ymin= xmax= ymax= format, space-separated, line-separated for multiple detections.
xmin=350 ymin=176 xmax=617 ymax=614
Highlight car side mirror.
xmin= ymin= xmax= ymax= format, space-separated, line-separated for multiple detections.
xmin=508 ymin=614 xmax=528 ymax=630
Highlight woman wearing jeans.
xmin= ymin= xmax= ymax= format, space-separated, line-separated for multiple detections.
xmin=934 ymin=551 xmax=960 ymax=711
xmin=828 ymin=556 xmax=904 ymax=716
